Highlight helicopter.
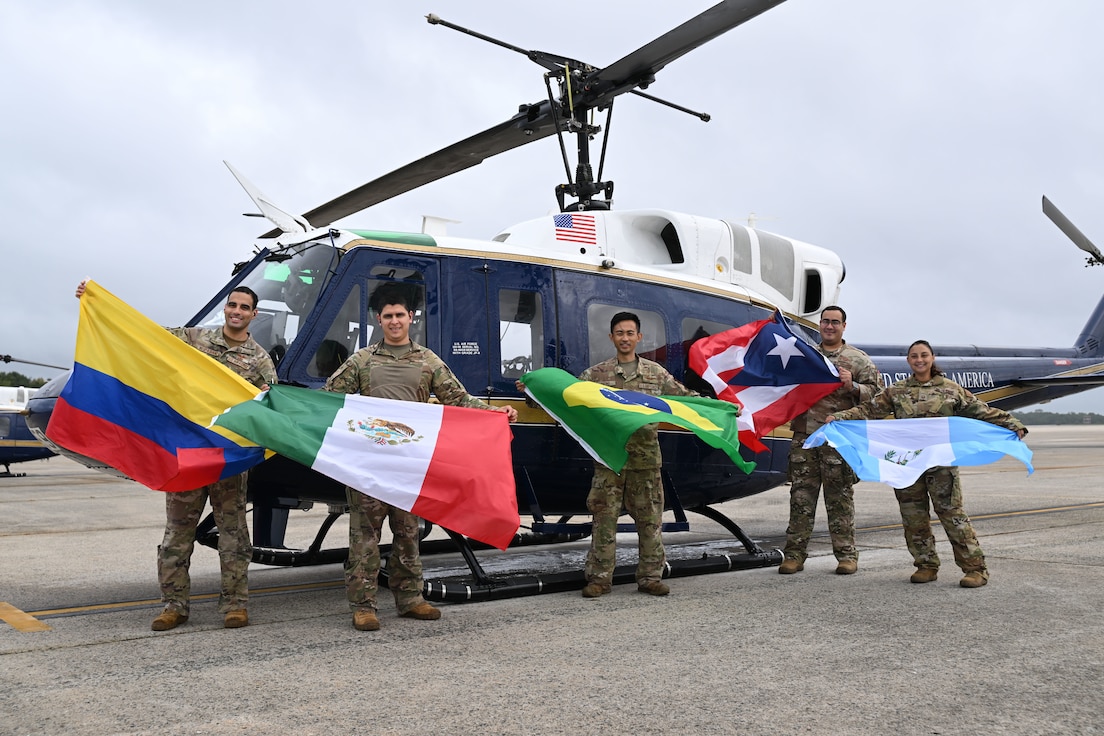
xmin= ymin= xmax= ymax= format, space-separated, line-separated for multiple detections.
xmin=25 ymin=0 xmax=1104 ymax=600
xmin=0 ymin=357 xmax=65 ymax=476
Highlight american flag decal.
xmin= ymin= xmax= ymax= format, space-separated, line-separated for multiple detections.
xmin=553 ymin=213 xmax=597 ymax=245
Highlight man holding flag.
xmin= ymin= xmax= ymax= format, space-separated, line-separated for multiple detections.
xmin=575 ymin=311 xmax=697 ymax=598
xmin=780 ymin=306 xmax=880 ymax=576
xmin=324 ymin=285 xmax=517 ymax=632
xmin=74 ymin=281 xmax=276 ymax=631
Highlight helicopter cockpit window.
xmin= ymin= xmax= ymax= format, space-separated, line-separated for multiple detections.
xmin=0 ymin=415 xmax=11 ymax=437
xmin=499 ymin=289 xmax=543 ymax=379
xmin=192 ymin=243 xmax=339 ymax=361
xmin=586 ymin=304 xmax=666 ymax=365
xmin=680 ymin=317 xmax=736 ymax=397
xmin=365 ymin=270 xmax=426 ymax=347
xmin=307 ymin=288 xmax=360 ymax=379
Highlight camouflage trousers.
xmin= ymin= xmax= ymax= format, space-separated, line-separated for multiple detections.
xmin=157 ymin=473 xmax=250 ymax=616
xmin=783 ymin=437 xmax=858 ymax=563
xmin=585 ymin=465 xmax=665 ymax=586
xmin=894 ymin=466 xmax=987 ymax=576
xmin=344 ymin=488 xmax=428 ymax=614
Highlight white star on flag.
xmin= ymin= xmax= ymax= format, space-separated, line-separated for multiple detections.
xmin=767 ymin=334 xmax=805 ymax=369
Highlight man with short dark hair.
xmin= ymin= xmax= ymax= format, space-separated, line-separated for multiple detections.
xmin=780 ymin=305 xmax=880 ymax=575
xmin=76 ymin=282 xmax=277 ymax=630
xmin=577 ymin=311 xmax=695 ymax=598
xmin=325 ymin=285 xmax=517 ymax=632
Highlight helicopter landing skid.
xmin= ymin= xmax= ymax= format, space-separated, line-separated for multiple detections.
xmin=194 ymin=495 xmax=782 ymax=602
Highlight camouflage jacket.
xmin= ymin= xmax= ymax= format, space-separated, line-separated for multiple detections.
xmin=790 ymin=342 xmax=880 ymax=434
xmin=832 ymin=374 xmax=1026 ymax=433
xmin=579 ymin=355 xmax=694 ymax=470
xmin=324 ymin=340 xmax=490 ymax=409
xmin=168 ymin=326 xmax=276 ymax=389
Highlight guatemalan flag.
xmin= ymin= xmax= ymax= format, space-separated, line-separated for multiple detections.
xmin=213 ymin=385 xmax=520 ymax=550
xmin=46 ymin=280 xmax=267 ymax=492
xmin=688 ymin=311 xmax=841 ymax=453
xmin=804 ymin=417 xmax=1034 ymax=489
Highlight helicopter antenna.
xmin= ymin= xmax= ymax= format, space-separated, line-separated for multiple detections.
xmin=1043 ymin=195 xmax=1104 ymax=267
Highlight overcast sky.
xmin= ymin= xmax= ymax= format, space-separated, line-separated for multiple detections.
xmin=3 ymin=0 xmax=1103 ymax=411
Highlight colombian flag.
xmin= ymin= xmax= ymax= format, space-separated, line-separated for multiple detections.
xmin=520 ymin=367 xmax=755 ymax=474
xmin=46 ymin=281 xmax=267 ymax=491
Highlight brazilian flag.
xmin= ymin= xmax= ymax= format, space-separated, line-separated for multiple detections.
xmin=520 ymin=367 xmax=755 ymax=474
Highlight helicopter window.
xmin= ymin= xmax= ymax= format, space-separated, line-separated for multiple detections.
xmin=586 ymin=304 xmax=666 ymax=366
xmin=757 ymin=232 xmax=795 ymax=301
xmin=732 ymin=225 xmax=753 ymax=274
xmin=0 ymin=415 xmax=10 ymax=436
xmin=499 ymin=289 xmax=543 ymax=379
xmin=802 ymin=269 xmax=824 ymax=315
xmin=680 ymin=317 xmax=736 ymax=397
xmin=307 ymin=288 xmax=361 ymax=379
xmin=365 ymin=273 xmax=426 ymax=346
xmin=192 ymin=243 xmax=339 ymax=356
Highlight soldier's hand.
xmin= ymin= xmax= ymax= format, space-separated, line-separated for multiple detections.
xmin=75 ymin=281 xmax=87 ymax=299
xmin=497 ymin=405 xmax=518 ymax=422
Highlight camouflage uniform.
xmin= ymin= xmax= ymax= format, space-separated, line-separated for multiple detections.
xmin=784 ymin=342 xmax=880 ymax=564
xmin=832 ymin=375 xmax=1026 ymax=578
xmin=158 ymin=327 xmax=276 ymax=616
xmin=325 ymin=340 xmax=492 ymax=614
xmin=578 ymin=356 xmax=693 ymax=587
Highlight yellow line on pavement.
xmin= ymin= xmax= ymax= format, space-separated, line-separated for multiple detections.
xmin=27 ymin=579 xmax=344 ymax=618
xmin=0 ymin=602 xmax=52 ymax=632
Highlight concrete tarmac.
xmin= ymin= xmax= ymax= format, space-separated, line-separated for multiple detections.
xmin=1 ymin=425 xmax=1101 ymax=735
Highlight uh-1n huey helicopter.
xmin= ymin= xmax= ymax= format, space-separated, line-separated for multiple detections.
xmin=0 ymin=356 xmax=65 ymax=476
xmin=25 ymin=0 xmax=1104 ymax=600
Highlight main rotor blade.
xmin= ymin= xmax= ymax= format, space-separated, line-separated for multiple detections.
xmin=1043 ymin=195 xmax=1104 ymax=263
xmin=261 ymin=105 xmax=559 ymax=236
xmin=580 ymin=0 xmax=787 ymax=105
xmin=263 ymin=0 xmax=789 ymax=236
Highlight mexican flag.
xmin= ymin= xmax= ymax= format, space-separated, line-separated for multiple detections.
xmin=519 ymin=367 xmax=755 ymax=475
xmin=213 ymin=384 xmax=519 ymax=550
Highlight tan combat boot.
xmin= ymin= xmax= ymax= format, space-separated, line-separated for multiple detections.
xmin=151 ymin=609 xmax=188 ymax=631
xmin=637 ymin=580 xmax=670 ymax=596
xmin=581 ymin=582 xmax=611 ymax=598
xmin=778 ymin=558 xmax=804 ymax=574
xmin=835 ymin=559 xmax=858 ymax=575
xmin=960 ymin=571 xmax=988 ymax=588
xmin=910 ymin=568 xmax=938 ymax=584
xmin=353 ymin=609 xmax=380 ymax=631
xmin=223 ymin=609 xmax=249 ymax=628
xmin=401 ymin=602 xmax=441 ymax=620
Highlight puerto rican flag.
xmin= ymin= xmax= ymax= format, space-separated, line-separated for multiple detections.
xmin=553 ymin=213 xmax=597 ymax=244
xmin=689 ymin=311 xmax=841 ymax=453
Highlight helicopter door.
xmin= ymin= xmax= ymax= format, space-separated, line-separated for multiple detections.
xmin=277 ymin=248 xmax=440 ymax=386
xmin=442 ymin=258 xmax=554 ymax=398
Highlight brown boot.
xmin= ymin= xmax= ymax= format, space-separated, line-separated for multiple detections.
xmin=637 ymin=580 xmax=670 ymax=596
xmin=910 ymin=568 xmax=938 ymax=584
xmin=778 ymin=558 xmax=804 ymax=574
xmin=353 ymin=609 xmax=380 ymax=631
xmin=835 ymin=559 xmax=858 ymax=575
xmin=151 ymin=609 xmax=188 ymax=631
xmin=581 ymin=582 xmax=611 ymax=598
xmin=401 ymin=602 xmax=441 ymax=620
xmin=960 ymin=571 xmax=989 ymax=588
xmin=223 ymin=609 xmax=249 ymax=628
